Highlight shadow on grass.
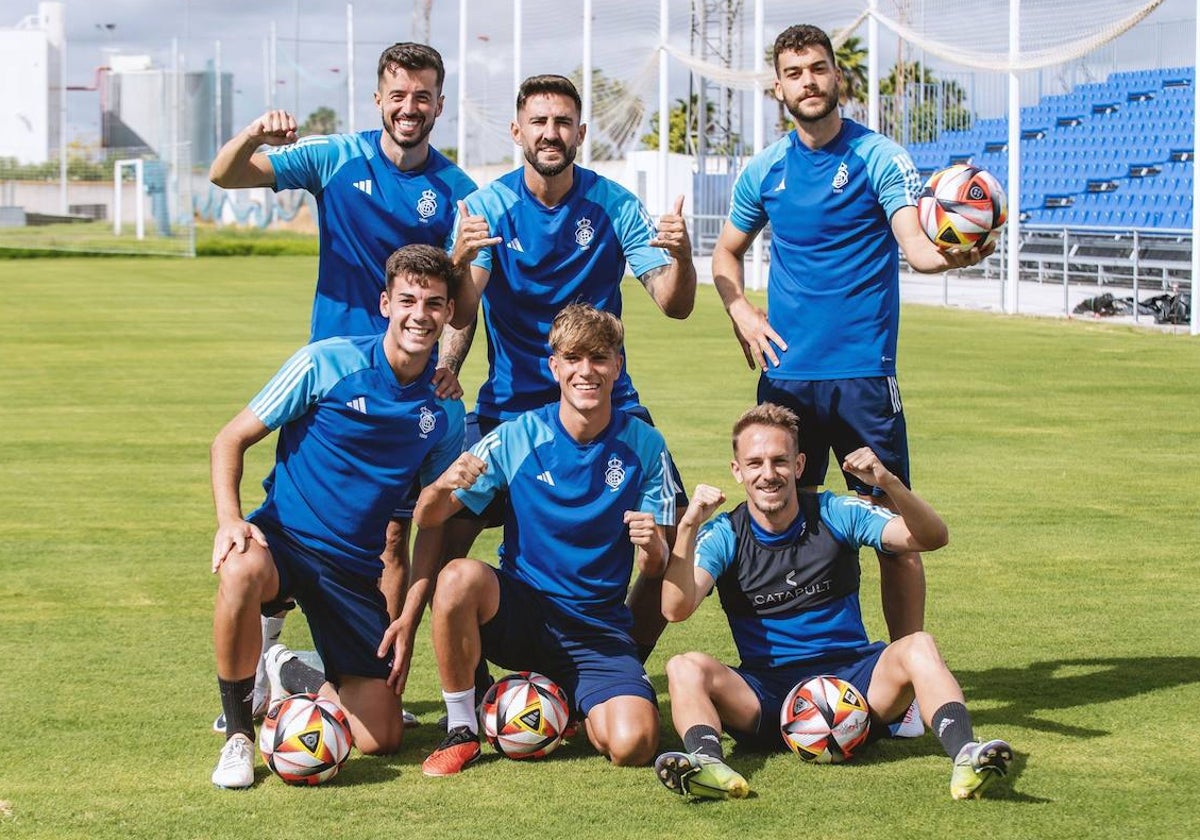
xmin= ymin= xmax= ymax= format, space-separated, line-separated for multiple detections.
xmin=955 ymin=656 xmax=1200 ymax=737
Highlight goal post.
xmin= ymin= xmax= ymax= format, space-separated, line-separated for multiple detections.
xmin=113 ymin=158 xmax=145 ymax=241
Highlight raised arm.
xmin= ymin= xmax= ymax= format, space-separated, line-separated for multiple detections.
xmin=209 ymin=408 xmax=273 ymax=571
xmin=641 ymin=194 xmax=697 ymax=319
xmin=208 ymin=109 xmax=298 ymax=189
xmin=711 ymin=220 xmax=788 ymax=371
xmin=890 ymin=205 xmax=995 ymax=274
xmin=841 ymin=447 xmax=949 ymax=553
xmin=661 ymin=484 xmax=725 ymax=622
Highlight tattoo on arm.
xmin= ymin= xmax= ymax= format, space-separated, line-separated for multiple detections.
xmin=440 ymin=320 xmax=478 ymax=374
xmin=638 ymin=264 xmax=670 ymax=297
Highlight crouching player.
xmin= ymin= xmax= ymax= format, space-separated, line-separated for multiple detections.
xmin=208 ymin=244 xmax=464 ymax=788
xmin=653 ymin=403 xmax=1016 ymax=801
xmin=415 ymin=303 xmax=674 ymax=776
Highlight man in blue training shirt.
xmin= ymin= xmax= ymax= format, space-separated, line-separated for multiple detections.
xmin=439 ymin=74 xmax=695 ymax=664
xmin=209 ymin=43 xmax=490 ymax=723
xmin=414 ymin=304 xmax=675 ymax=777
xmin=712 ymin=24 xmax=996 ymax=651
xmin=209 ymin=41 xmax=481 ymax=342
xmin=651 ymin=403 xmax=1016 ymax=801
xmin=208 ymin=245 xmax=465 ymax=789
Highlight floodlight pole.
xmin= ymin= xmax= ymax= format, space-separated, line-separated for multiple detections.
xmin=582 ymin=0 xmax=593 ymax=167
xmin=658 ymin=0 xmax=669 ymax=215
xmin=1005 ymin=0 xmax=1021 ymax=315
xmin=868 ymin=0 xmax=879 ymax=132
xmin=457 ymin=0 xmax=467 ymax=168
xmin=346 ymin=2 xmax=355 ymax=133
xmin=513 ymin=0 xmax=522 ymax=164
xmin=750 ymin=0 xmax=764 ymax=291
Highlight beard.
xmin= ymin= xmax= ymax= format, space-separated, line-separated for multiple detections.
xmin=524 ymin=141 xmax=576 ymax=177
xmin=749 ymin=482 xmax=790 ymax=515
xmin=785 ymin=86 xmax=839 ymax=125
xmin=382 ymin=112 xmax=434 ymax=150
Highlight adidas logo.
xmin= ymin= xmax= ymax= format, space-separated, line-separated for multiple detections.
xmin=346 ymin=397 xmax=367 ymax=413
xmin=353 ymin=179 xmax=373 ymax=196
xmin=506 ymin=237 xmax=524 ymax=252
xmin=774 ymin=176 xmax=786 ymax=191
xmin=535 ymin=471 xmax=555 ymax=486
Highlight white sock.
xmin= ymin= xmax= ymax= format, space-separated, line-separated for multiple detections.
xmin=253 ymin=614 xmax=287 ymax=704
xmin=443 ymin=687 xmax=478 ymax=734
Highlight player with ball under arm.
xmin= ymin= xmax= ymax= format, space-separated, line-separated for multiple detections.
xmin=652 ymin=403 xmax=1017 ymax=801
xmin=711 ymin=24 xmax=995 ymax=658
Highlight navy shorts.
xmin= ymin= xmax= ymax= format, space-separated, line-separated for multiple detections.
xmin=455 ymin=406 xmax=689 ymax=528
xmin=758 ymin=375 xmax=910 ymax=497
xmin=480 ymin=569 xmax=656 ymax=716
xmin=727 ymin=642 xmax=888 ymax=751
xmin=255 ymin=519 xmax=391 ymax=685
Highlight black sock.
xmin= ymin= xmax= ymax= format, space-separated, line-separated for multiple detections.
xmin=218 ymin=675 xmax=256 ymax=741
xmin=683 ymin=724 xmax=724 ymax=760
xmin=280 ymin=658 xmax=325 ymax=694
xmin=473 ymin=660 xmax=494 ymax=706
xmin=931 ymin=702 xmax=974 ymax=758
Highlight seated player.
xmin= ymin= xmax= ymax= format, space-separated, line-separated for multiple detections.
xmin=414 ymin=303 xmax=674 ymax=776
xmin=208 ymin=245 xmax=465 ymax=788
xmin=653 ymin=403 xmax=1016 ymax=801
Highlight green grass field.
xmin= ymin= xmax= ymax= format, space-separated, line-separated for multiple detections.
xmin=2 ymin=256 xmax=1198 ymax=839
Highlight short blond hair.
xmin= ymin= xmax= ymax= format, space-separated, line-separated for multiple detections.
xmin=548 ymin=302 xmax=624 ymax=357
xmin=731 ymin=403 xmax=800 ymax=454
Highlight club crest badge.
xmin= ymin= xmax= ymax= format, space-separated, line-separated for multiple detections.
xmin=832 ymin=161 xmax=849 ymax=191
xmin=575 ymin=217 xmax=595 ymax=249
xmin=418 ymin=405 xmax=436 ymax=438
xmin=604 ymin=455 xmax=626 ymax=491
xmin=416 ymin=189 xmax=438 ymax=220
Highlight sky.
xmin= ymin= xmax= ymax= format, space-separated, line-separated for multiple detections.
xmin=5 ymin=0 xmax=1196 ymax=164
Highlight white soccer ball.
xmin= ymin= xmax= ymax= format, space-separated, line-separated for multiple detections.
xmin=481 ymin=671 xmax=571 ymax=760
xmin=918 ymin=164 xmax=1008 ymax=252
xmin=258 ymin=693 xmax=354 ymax=785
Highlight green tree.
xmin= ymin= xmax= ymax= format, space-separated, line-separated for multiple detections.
xmin=880 ymin=62 xmax=972 ymax=144
xmin=299 ymin=106 xmax=339 ymax=136
xmin=640 ymin=94 xmax=739 ymax=155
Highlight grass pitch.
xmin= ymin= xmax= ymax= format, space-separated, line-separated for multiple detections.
xmin=1 ymin=256 xmax=1198 ymax=839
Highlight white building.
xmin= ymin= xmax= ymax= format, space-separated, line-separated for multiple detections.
xmin=0 ymin=1 xmax=63 ymax=165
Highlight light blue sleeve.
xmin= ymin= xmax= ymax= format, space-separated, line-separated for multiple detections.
xmin=453 ymin=413 xmax=538 ymax=514
xmin=604 ymin=182 xmax=671 ymax=279
xmin=247 ymin=338 xmax=368 ymax=430
xmin=694 ymin=514 xmax=736 ymax=585
xmin=629 ymin=428 xmax=676 ymax=526
xmin=728 ymin=138 xmax=787 ymax=234
xmin=267 ymin=134 xmax=352 ymax=194
xmin=857 ymin=134 xmax=923 ymax=219
xmin=819 ymin=491 xmax=896 ymax=552
xmin=419 ymin=399 xmax=467 ymax=487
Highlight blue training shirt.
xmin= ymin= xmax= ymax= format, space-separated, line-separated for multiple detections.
xmin=454 ymin=403 xmax=676 ymax=630
xmin=450 ymin=166 xmax=671 ymax=420
xmin=247 ymin=335 xmax=465 ymax=577
xmin=729 ymin=119 xmax=923 ymax=380
xmin=695 ymin=492 xmax=895 ymax=667
xmin=269 ymin=131 xmax=476 ymax=341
